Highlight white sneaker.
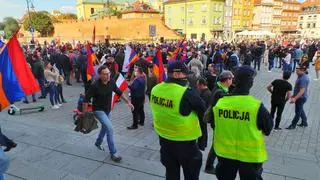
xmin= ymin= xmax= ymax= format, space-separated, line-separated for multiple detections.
xmin=268 ymin=70 xmax=271 ymax=72
xmin=58 ymin=103 xmax=63 ymax=107
xmin=314 ymin=78 xmax=319 ymax=81
xmin=52 ymin=105 xmax=59 ymax=109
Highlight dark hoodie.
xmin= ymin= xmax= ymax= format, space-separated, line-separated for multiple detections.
xmin=211 ymin=66 xmax=273 ymax=136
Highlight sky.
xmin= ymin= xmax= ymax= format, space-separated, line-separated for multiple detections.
xmin=0 ymin=0 xmax=77 ymax=21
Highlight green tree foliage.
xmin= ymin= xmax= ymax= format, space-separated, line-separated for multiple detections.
xmin=57 ymin=13 xmax=77 ymax=20
xmin=3 ymin=17 xmax=19 ymax=39
xmin=0 ymin=22 xmax=4 ymax=30
xmin=23 ymin=11 xmax=54 ymax=37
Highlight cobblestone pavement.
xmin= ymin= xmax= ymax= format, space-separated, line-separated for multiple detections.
xmin=0 ymin=68 xmax=319 ymax=180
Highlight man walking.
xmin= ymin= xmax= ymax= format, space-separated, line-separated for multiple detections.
xmin=212 ymin=66 xmax=273 ymax=180
xmin=267 ymin=72 xmax=292 ymax=130
xmin=286 ymin=65 xmax=310 ymax=129
xmin=83 ymin=65 xmax=134 ymax=162
xmin=150 ymin=61 xmax=206 ymax=180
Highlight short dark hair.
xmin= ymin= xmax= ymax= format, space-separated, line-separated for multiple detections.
xmin=98 ymin=65 xmax=108 ymax=74
xmin=137 ymin=67 xmax=144 ymax=74
xmin=283 ymin=72 xmax=291 ymax=80
xmin=197 ymin=78 xmax=207 ymax=86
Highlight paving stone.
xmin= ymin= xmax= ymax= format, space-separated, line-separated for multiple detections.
xmin=62 ymin=157 xmax=103 ymax=178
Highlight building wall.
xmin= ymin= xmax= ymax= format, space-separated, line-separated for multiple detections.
xmin=164 ymin=0 xmax=224 ymax=40
xmin=272 ymin=0 xmax=282 ymax=34
xmin=281 ymin=0 xmax=301 ymax=33
xmin=19 ymin=16 xmax=181 ymax=42
xmin=148 ymin=0 xmax=164 ymax=12
xmin=298 ymin=8 xmax=320 ymax=38
xmin=76 ymin=0 xmax=105 ymax=20
xmin=252 ymin=1 xmax=273 ymax=31
xmin=224 ymin=0 xmax=233 ymax=39
xmin=232 ymin=0 xmax=254 ymax=32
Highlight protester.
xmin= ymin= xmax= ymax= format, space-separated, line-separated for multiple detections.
xmin=267 ymin=72 xmax=292 ymax=130
xmin=44 ymin=61 xmax=61 ymax=109
xmin=83 ymin=65 xmax=134 ymax=162
xmin=287 ymin=65 xmax=310 ymax=129
xmin=312 ymin=49 xmax=320 ymax=80
xmin=127 ymin=66 xmax=146 ymax=130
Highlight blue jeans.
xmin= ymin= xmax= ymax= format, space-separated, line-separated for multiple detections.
xmin=283 ymin=63 xmax=292 ymax=72
xmin=268 ymin=58 xmax=274 ymax=71
xmin=291 ymin=97 xmax=307 ymax=127
xmin=274 ymin=57 xmax=280 ymax=68
xmin=0 ymin=148 xmax=9 ymax=180
xmin=48 ymin=82 xmax=60 ymax=106
xmin=37 ymin=77 xmax=46 ymax=97
xmin=94 ymin=111 xmax=117 ymax=155
xmin=292 ymin=59 xmax=300 ymax=72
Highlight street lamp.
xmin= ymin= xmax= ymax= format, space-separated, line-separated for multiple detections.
xmin=26 ymin=0 xmax=34 ymax=43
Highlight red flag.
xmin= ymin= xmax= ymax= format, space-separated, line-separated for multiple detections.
xmin=92 ymin=26 xmax=96 ymax=44
xmin=86 ymin=42 xmax=95 ymax=80
xmin=153 ymin=49 xmax=166 ymax=82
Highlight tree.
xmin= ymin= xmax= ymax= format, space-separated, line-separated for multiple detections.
xmin=0 ymin=22 xmax=4 ymax=30
xmin=23 ymin=11 xmax=54 ymax=37
xmin=3 ymin=17 xmax=19 ymax=39
xmin=57 ymin=13 xmax=77 ymax=20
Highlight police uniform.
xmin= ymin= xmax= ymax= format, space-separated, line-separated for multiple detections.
xmin=150 ymin=61 xmax=206 ymax=180
xmin=212 ymin=66 xmax=273 ymax=180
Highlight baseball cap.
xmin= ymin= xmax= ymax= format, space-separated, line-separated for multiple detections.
xmin=219 ymin=70 xmax=234 ymax=81
xmin=167 ymin=61 xmax=189 ymax=74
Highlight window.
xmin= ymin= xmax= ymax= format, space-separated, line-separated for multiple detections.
xmin=215 ymin=4 xmax=219 ymax=11
xmin=201 ymin=16 xmax=207 ymax=24
xmin=181 ymin=18 xmax=185 ymax=24
xmin=180 ymin=6 xmax=184 ymax=12
xmin=299 ymin=23 xmax=303 ymax=29
xmin=188 ymin=5 xmax=194 ymax=12
xmin=191 ymin=33 xmax=197 ymax=39
xmin=307 ymin=23 xmax=310 ymax=28
xmin=220 ymin=4 xmax=223 ymax=11
xmin=168 ymin=7 xmax=171 ymax=14
xmin=202 ymin=4 xmax=207 ymax=11
xmin=188 ymin=18 xmax=193 ymax=25
xmin=312 ymin=23 xmax=316 ymax=28
xmin=300 ymin=16 xmax=303 ymax=20
xmin=91 ymin=8 xmax=95 ymax=14
xmin=217 ymin=17 xmax=221 ymax=24
xmin=308 ymin=16 xmax=312 ymax=19
xmin=314 ymin=15 xmax=317 ymax=19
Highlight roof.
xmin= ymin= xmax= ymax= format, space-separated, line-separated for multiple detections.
xmin=121 ymin=1 xmax=159 ymax=13
xmin=301 ymin=0 xmax=320 ymax=7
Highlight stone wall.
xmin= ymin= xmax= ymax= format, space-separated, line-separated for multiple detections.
xmin=18 ymin=16 xmax=181 ymax=44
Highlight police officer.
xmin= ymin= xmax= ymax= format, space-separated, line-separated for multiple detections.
xmin=150 ymin=61 xmax=206 ymax=180
xmin=212 ymin=65 xmax=273 ymax=180
xmin=204 ymin=70 xmax=234 ymax=175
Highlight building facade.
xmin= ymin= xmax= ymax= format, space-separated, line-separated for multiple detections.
xmin=298 ymin=0 xmax=320 ymax=38
xmin=164 ymin=0 xmax=225 ymax=40
xmin=76 ymin=0 xmax=105 ymax=20
xmin=252 ymin=0 xmax=274 ymax=31
xmin=272 ymin=0 xmax=282 ymax=34
xmin=232 ymin=0 xmax=254 ymax=32
xmin=223 ymin=0 xmax=233 ymax=40
xmin=281 ymin=0 xmax=301 ymax=34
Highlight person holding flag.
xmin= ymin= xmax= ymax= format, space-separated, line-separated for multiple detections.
xmin=83 ymin=65 xmax=134 ymax=162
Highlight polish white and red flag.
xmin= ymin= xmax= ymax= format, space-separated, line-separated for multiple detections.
xmin=111 ymin=73 xmax=128 ymax=109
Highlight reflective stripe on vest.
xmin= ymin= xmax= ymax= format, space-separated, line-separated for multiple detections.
xmin=150 ymin=82 xmax=202 ymax=141
xmin=213 ymin=95 xmax=267 ymax=163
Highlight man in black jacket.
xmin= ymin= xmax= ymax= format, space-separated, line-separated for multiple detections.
xmin=59 ymin=49 xmax=72 ymax=85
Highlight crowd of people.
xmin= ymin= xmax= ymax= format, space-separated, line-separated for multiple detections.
xmin=3 ymin=38 xmax=318 ymax=180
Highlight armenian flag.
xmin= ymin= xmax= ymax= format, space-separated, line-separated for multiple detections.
xmin=169 ymin=38 xmax=187 ymax=62
xmin=126 ymin=49 xmax=139 ymax=69
xmin=86 ymin=42 xmax=95 ymax=81
xmin=153 ymin=49 xmax=166 ymax=82
xmin=0 ymin=33 xmax=40 ymax=110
